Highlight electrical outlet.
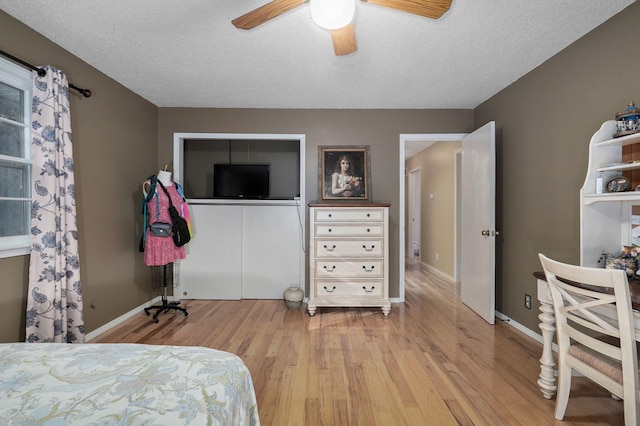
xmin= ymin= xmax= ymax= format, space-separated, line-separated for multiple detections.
xmin=524 ymin=293 xmax=532 ymax=310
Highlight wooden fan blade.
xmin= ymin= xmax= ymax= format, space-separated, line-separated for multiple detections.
xmin=331 ymin=24 xmax=357 ymax=56
xmin=364 ymin=0 xmax=451 ymax=19
xmin=232 ymin=0 xmax=306 ymax=30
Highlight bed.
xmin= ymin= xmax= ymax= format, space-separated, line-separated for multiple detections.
xmin=0 ymin=342 xmax=260 ymax=425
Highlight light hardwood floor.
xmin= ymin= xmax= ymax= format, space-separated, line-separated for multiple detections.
xmin=94 ymin=259 xmax=625 ymax=425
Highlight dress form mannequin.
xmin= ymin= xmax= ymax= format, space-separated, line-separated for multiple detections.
xmin=141 ymin=163 xmax=187 ymax=266
xmin=141 ymin=163 xmax=188 ymax=322
xmin=143 ymin=165 xmax=172 ymax=197
xmin=157 ymin=169 xmax=172 ymax=186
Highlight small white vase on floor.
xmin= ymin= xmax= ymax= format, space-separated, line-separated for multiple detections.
xmin=283 ymin=286 xmax=304 ymax=309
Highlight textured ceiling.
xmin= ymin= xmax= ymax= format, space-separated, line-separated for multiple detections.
xmin=0 ymin=0 xmax=635 ymax=109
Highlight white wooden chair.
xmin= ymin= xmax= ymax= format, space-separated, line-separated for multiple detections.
xmin=538 ymin=253 xmax=639 ymax=425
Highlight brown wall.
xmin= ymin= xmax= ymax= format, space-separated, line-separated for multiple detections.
xmin=157 ymin=109 xmax=474 ymax=298
xmin=0 ymin=11 xmax=159 ymax=342
xmin=475 ymin=2 xmax=640 ymax=332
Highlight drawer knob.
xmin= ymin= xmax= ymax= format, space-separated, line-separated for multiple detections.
xmin=328 ymin=213 xmax=332 ymax=218
xmin=363 ymin=244 xmax=375 ymax=252
xmin=367 ymin=213 xmax=370 ymax=217
xmin=324 ymin=285 xmax=337 ymax=293
xmin=328 ymin=228 xmax=332 ymax=233
xmin=362 ymin=286 xmax=375 ymax=293
xmin=362 ymin=265 xmax=375 ymax=272
xmin=367 ymin=228 xmax=371 ymax=233
xmin=324 ymin=244 xmax=337 ymax=252
xmin=324 ymin=265 xmax=336 ymax=272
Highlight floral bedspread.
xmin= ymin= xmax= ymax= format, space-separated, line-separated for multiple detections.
xmin=0 ymin=343 xmax=260 ymax=425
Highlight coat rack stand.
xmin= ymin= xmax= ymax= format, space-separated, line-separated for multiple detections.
xmin=144 ymin=263 xmax=188 ymax=323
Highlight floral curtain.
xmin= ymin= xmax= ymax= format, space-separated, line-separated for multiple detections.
xmin=26 ymin=66 xmax=84 ymax=343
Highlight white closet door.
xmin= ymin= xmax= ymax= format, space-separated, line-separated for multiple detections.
xmin=180 ymin=204 xmax=243 ymax=299
xmin=242 ymin=205 xmax=301 ymax=299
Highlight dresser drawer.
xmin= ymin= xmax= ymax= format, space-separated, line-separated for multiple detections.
xmin=314 ymin=223 xmax=384 ymax=237
xmin=314 ymin=208 xmax=385 ymax=222
xmin=315 ymin=281 xmax=384 ymax=298
xmin=314 ymin=239 xmax=384 ymax=258
xmin=315 ymin=260 xmax=384 ymax=278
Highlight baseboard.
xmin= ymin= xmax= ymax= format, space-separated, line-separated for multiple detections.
xmin=495 ymin=310 xmax=544 ymax=344
xmin=86 ymin=298 xmax=552 ymax=353
xmin=420 ymin=262 xmax=455 ymax=282
xmin=497 ymin=311 xmax=560 ymax=354
xmin=85 ymin=296 xmax=162 ymax=342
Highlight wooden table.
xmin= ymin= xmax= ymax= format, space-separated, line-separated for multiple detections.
xmin=534 ymin=271 xmax=640 ymax=399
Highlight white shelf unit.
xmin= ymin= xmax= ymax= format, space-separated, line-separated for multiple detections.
xmin=580 ymin=121 xmax=640 ymax=266
xmin=172 ymin=133 xmax=306 ymax=300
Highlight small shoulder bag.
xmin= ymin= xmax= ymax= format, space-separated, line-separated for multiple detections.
xmin=156 ymin=180 xmax=191 ymax=247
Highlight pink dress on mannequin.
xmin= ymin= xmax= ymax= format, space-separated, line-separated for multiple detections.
xmin=144 ymin=179 xmax=186 ymax=266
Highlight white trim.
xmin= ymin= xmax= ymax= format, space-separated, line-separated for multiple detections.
xmin=495 ymin=311 xmax=543 ymax=344
xmin=421 ymin=262 xmax=455 ymax=283
xmin=0 ymin=57 xmax=32 ymax=259
xmin=495 ymin=310 xmax=560 ymax=354
xmin=85 ymin=296 xmax=163 ymax=341
xmin=453 ymin=148 xmax=462 ymax=283
xmin=407 ymin=166 xmax=421 ymax=258
xmin=0 ymin=57 xmax=32 ymax=89
xmin=399 ymin=133 xmax=468 ymax=302
xmin=0 ymin=245 xmax=30 ymax=258
xmin=187 ymin=198 xmax=300 ymax=206
xmin=0 ymin=154 xmax=31 ymax=164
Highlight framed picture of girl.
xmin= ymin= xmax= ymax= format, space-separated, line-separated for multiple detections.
xmin=319 ymin=146 xmax=371 ymax=201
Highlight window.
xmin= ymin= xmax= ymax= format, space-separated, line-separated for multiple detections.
xmin=0 ymin=58 xmax=32 ymax=258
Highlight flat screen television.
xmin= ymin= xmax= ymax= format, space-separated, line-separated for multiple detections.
xmin=213 ymin=164 xmax=270 ymax=199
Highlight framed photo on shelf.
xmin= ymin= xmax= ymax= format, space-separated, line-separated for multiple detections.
xmin=319 ymin=146 xmax=371 ymax=201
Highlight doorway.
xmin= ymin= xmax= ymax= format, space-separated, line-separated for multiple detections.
xmin=399 ymin=133 xmax=467 ymax=302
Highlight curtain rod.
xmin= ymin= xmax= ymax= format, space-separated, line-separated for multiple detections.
xmin=0 ymin=48 xmax=92 ymax=98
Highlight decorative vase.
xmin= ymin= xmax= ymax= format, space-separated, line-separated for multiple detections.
xmin=283 ymin=285 xmax=304 ymax=309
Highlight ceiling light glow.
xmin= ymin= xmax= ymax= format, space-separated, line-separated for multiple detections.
xmin=310 ymin=0 xmax=356 ymax=30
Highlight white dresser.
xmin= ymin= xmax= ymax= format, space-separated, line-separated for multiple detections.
xmin=308 ymin=203 xmax=391 ymax=316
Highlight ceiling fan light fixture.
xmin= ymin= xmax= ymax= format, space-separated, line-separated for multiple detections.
xmin=310 ymin=0 xmax=356 ymax=30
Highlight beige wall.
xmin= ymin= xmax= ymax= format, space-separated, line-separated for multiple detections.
xmin=475 ymin=2 xmax=640 ymax=332
xmin=157 ymin=109 xmax=474 ymax=298
xmin=0 ymin=11 xmax=159 ymax=342
xmin=405 ymin=141 xmax=461 ymax=278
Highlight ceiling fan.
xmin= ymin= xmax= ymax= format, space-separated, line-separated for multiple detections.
xmin=232 ymin=0 xmax=452 ymax=56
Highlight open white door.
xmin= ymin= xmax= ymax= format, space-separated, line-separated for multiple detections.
xmin=461 ymin=122 xmax=496 ymax=324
